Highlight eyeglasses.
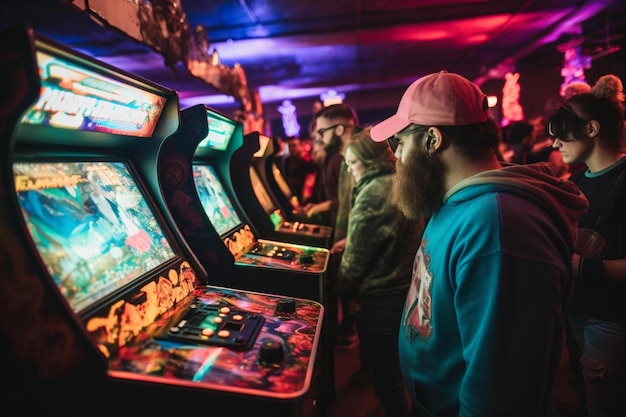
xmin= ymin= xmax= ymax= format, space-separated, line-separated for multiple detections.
xmin=316 ymin=123 xmax=343 ymax=137
xmin=387 ymin=126 xmax=429 ymax=152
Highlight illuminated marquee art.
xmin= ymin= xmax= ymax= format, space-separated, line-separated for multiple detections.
xmin=20 ymin=50 xmax=166 ymax=137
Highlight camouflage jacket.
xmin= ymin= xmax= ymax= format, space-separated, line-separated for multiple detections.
xmin=337 ymin=164 xmax=424 ymax=310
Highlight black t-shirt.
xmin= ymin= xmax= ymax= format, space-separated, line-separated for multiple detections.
xmin=284 ymin=154 xmax=317 ymax=200
xmin=569 ymin=157 xmax=626 ymax=323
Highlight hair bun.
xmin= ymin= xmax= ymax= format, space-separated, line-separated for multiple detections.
xmin=591 ymin=74 xmax=625 ymax=104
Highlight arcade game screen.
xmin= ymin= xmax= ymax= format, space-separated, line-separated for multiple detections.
xmin=193 ymin=164 xmax=243 ymax=236
xmin=197 ymin=112 xmax=237 ymax=151
xmin=13 ymin=161 xmax=176 ymax=314
xmin=21 ymin=49 xmax=166 ymax=137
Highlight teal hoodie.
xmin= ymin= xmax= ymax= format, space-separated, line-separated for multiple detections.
xmin=399 ymin=162 xmax=588 ymax=417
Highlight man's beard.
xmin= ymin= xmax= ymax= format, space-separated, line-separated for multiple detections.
xmin=323 ymin=133 xmax=342 ymax=155
xmin=391 ymin=144 xmax=445 ymax=219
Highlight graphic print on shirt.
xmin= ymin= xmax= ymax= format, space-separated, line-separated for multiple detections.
xmin=403 ymin=243 xmax=432 ymax=339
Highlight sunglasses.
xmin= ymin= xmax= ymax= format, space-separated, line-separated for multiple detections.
xmin=546 ymin=105 xmax=590 ymax=142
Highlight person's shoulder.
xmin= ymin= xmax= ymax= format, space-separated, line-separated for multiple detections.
xmin=443 ymin=188 xmax=504 ymax=227
xmin=327 ymin=153 xmax=344 ymax=168
xmin=568 ymin=165 xmax=586 ymax=183
xmin=355 ymin=174 xmax=394 ymax=203
xmin=328 ymin=152 xmax=344 ymax=162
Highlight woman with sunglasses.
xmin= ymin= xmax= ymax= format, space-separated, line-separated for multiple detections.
xmin=546 ymin=89 xmax=626 ymax=417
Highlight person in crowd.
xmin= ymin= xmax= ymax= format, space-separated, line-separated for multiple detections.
xmin=307 ymin=137 xmax=328 ymax=205
xmin=271 ymin=136 xmax=289 ymax=177
xmin=497 ymin=116 xmax=569 ymax=179
xmin=337 ymin=129 xmax=424 ymax=417
xmin=500 ymin=120 xmax=534 ymax=164
xmin=302 ymin=103 xmax=363 ymax=348
xmin=295 ymin=110 xmax=345 ymax=224
xmin=546 ymin=89 xmax=626 ymax=417
xmin=525 ymin=114 xmax=570 ymax=178
xmin=283 ymin=136 xmax=318 ymax=204
xmin=527 ymin=115 xmax=554 ymax=162
xmin=302 ymin=104 xmax=359 ymax=230
xmin=370 ymin=70 xmax=588 ymax=416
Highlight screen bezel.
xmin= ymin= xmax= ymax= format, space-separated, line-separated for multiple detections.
xmin=253 ymin=134 xmax=271 ymax=158
xmin=249 ymin=166 xmax=276 ymax=215
xmin=272 ymin=163 xmax=295 ymax=200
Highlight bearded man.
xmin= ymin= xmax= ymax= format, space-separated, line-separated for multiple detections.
xmin=370 ymin=71 xmax=589 ymax=417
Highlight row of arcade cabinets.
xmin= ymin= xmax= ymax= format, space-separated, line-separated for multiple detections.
xmin=250 ymin=134 xmax=332 ymax=230
xmin=240 ymin=133 xmax=333 ymax=249
xmin=157 ymin=106 xmax=331 ymax=305
xmin=0 ymin=25 xmax=329 ymax=416
xmin=159 ymin=104 xmax=337 ymax=407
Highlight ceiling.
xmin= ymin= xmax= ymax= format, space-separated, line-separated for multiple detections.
xmin=2 ymin=0 xmax=625 ymax=112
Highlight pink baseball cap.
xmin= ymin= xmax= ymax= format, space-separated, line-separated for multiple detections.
xmin=370 ymin=71 xmax=491 ymax=142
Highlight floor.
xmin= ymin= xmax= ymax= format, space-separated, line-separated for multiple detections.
xmin=323 ymin=317 xmax=583 ymax=417
xmin=326 ymin=336 xmax=382 ymax=417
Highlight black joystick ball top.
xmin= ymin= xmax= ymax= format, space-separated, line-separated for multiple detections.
xmin=258 ymin=338 xmax=285 ymax=366
xmin=300 ymin=254 xmax=314 ymax=265
xmin=276 ymin=297 xmax=297 ymax=314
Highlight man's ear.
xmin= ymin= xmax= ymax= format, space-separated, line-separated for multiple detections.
xmin=426 ymin=127 xmax=443 ymax=154
xmin=336 ymin=124 xmax=345 ymax=136
xmin=587 ymin=120 xmax=600 ymax=138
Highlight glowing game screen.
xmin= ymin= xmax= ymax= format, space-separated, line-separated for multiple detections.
xmin=193 ymin=165 xmax=243 ymax=236
xmin=196 ymin=111 xmax=237 ymax=151
xmin=13 ymin=161 xmax=176 ymax=314
xmin=20 ymin=49 xmax=166 ymax=137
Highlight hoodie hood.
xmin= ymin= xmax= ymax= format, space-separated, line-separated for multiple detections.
xmin=444 ymin=162 xmax=588 ymax=252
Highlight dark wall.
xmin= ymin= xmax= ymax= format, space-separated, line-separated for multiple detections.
xmin=215 ymin=48 xmax=626 ymax=138
xmin=518 ymin=48 xmax=626 ymax=120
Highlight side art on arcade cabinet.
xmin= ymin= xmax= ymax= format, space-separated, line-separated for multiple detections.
xmin=233 ymin=133 xmax=333 ymax=248
xmin=158 ymin=105 xmax=330 ymax=304
xmin=0 ymin=25 xmax=323 ymax=415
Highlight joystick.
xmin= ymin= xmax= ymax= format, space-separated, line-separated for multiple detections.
xmin=257 ymin=338 xmax=285 ymax=366
xmin=275 ymin=298 xmax=297 ymax=314
xmin=300 ymin=254 xmax=314 ymax=265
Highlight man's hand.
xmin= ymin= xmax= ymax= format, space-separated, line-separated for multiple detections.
xmin=331 ymin=238 xmax=346 ymax=255
xmin=305 ymin=200 xmax=332 ymax=218
xmin=572 ymin=253 xmax=582 ymax=279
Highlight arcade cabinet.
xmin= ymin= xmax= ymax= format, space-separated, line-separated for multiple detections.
xmin=0 ymin=25 xmax=324 ymax=416
xmin=160 ymin=105 xmax=330 ymax=304
xmin=260 ymin=136 xmax=333 ymax=227
xmin=233 ymin=132 xmax=333 ymax=248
